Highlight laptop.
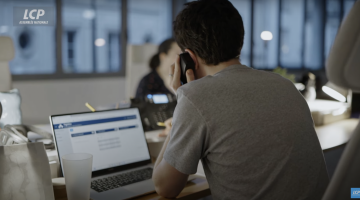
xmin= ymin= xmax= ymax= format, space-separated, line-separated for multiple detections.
xmin=50 ymin=108 xmax=156 ymax=200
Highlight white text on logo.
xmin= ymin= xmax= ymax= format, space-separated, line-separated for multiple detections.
xmin=23 ymin=9 xmax=45 ymax=20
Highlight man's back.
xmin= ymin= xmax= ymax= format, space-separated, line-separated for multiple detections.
xmin=164 ymin=64 xmax=329 ymax=199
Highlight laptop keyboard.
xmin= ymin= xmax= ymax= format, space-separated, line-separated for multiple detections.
xmin=91 ymin=168 xmax=153 ymax=193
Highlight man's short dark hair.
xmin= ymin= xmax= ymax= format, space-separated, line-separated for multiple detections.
xmin=174 ymin=0 xmax=244 ymax=66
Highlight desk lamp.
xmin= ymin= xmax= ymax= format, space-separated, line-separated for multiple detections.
xmin=307 ymin=80 xmax=351 ymax=126
xmin=322 ymin=82 xmax=351 ymax=103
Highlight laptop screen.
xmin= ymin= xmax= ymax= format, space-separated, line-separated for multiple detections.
xmin=51 ymin=108 xmax=151 ymax=172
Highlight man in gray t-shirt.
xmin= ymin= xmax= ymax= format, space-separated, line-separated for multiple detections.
xmin=152 ymin=0 xmax=329 ymax=199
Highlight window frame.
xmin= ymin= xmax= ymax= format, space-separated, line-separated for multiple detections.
xmin=11 ymin=0 xmax=355 ymax=81
xmin=12 ymin=0 xmax=128 ymax=81
xmin=251 ymin=0 xmax=355 ymax=71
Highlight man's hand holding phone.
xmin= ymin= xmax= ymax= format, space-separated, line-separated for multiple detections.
xmin=163 ymin=53 xmax=195 ymax=137
xmin=169 ymin=54 xmax=195 ymax=94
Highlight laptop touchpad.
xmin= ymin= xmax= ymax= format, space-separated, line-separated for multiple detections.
xmin=91 ymin=188 xmax=136 ymax=200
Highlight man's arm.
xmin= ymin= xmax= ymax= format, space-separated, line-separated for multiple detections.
xmin=153 ymin=130 xmax=189 ymax=198
xmin=152 ymin=55 xmax=196 ymax=198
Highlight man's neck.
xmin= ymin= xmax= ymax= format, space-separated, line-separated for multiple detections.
xmin=203 ymin=59 xmax=241 ymax=76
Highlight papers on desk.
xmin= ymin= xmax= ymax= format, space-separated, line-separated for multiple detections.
xmin=307 ymin=100 xmax=351 ymax=126
xmin=145 ymin=129 xmax=166 ymax=143
xmin=0 ymin=143 xmax=54 ymax=200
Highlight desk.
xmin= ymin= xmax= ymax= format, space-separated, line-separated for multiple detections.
xmin=34 ymin=125 xmax=210 ymax=199
xmin=37 ymin=118 xmax=358 ymax=199
xmin=315 ymin=118 xmax=358 ymax=150
xmin=54 ymin=175 xmax=210 ymax=200
xmin=35 ymin=118 xmax=359 ymax=177
xmin=136 ymin=177 xmax=210 ymax=200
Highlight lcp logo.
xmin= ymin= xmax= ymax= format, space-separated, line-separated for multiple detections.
xmin=23 ymin=9 xmax=45 ymax=20
xmin=351 ymin=188 xmax=360 ymax=198
xmin=13 ymin=7 xmax=54 ymax=26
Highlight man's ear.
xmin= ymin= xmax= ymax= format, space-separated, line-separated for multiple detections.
xmin=184 ymin=49 xmax=199 ymax=69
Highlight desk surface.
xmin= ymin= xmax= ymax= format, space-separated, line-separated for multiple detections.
xmin=44 ymin=119 xmax=357 ymax=199
xmin=136 ymin=176 xmax=210 ymax=200
xmin=54 ymin=175 xmax=210 ymax=200
xmin=315 ymin=118 xmax=358 ymax=150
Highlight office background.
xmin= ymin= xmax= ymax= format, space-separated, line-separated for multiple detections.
xmin=0 ymin=0 xmax=357 ymax=124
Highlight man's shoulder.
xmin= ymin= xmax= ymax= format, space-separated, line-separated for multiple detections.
xmin=177 ymin=67 xmax=298 ymax=105
xmin=257 ymin=69 xmax=295 ymax=84
xmin=176 ymin=76 xmax=213 ymax=100
xmin=179 ymin=67 xmax=294 ymax=90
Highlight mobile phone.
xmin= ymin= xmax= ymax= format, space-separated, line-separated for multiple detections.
xmin=180 ymin=52 xmax=196 ymax=84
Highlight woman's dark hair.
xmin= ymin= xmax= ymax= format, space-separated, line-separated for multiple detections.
xmin=174 ymin=0 xmax=244 ymax=65
xmin=149 ymin=38 xmax=176 ymax=70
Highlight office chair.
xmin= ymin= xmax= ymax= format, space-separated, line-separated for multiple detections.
xmin=0 ymin=143 xmax=55 ymax=199
xmin=322 ymin=1 xmax=360 ymax=199
xmin=0 ymin=36 xmax=14 ymax=92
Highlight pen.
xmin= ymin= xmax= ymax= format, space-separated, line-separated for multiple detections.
xmin=157 ymin=122 xmax=172 ymax=127
xmin=157 ymin=122 xmax=166 ymax=127
xmin=85 ymin=102 xmax=96 ymax=112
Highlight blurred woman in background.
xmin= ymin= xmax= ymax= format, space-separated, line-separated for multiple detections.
xmin=135 ymin=38 xmax=181 ymax=98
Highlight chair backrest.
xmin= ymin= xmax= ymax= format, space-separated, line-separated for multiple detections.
xmin=0 ymin=36 xmax=14 ymax=92
xmin=322 ymin=1 xmax=360 ymax=199
xmin=325 ymin=1 xmax=360 ymax=93
xmin=125 ymin=43 xmax=158 ymax=99
xmin=0 ymin=143 xmax=55 ymax=199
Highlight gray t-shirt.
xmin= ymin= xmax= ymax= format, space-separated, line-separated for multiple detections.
xmin=164 ymin=64 xmax=329 ymax=200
